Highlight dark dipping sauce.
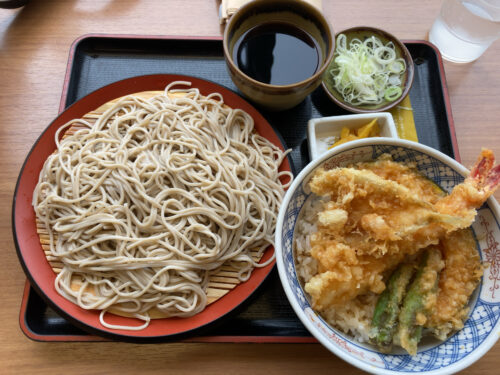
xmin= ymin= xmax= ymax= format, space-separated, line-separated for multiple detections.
xmin=232 ymin=22 xmax=321 ymax=86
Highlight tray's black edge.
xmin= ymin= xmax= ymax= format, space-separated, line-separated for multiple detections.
xmin=59 ymin=33 xmax=227 ymax=112
xmin=404 ymin=39 xmax=460 ymax=162
xmin=20 ymin=279 xmax=316 ymax=343
xmin=19 ymin=281 xmax=107 ymax=342
xmin=19 ymin=34 xmax=459 ymax=343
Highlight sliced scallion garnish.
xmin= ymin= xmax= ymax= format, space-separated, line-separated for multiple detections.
xmin=330 ymin=34 xmax=407 ymax=105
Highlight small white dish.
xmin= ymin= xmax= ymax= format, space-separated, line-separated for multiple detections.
xmin=307 ymin=112 xmax=399 ymax=161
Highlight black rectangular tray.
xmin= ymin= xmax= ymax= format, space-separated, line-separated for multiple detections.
xmin=20 ymin=35 xmax=458 ymax=342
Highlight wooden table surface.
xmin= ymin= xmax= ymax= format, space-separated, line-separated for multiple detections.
xmin=1 ymin=1 xmax=499 ymax=374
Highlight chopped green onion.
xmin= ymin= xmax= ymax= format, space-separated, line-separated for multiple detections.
xmin=384 ymin=86 xmax=403 ymax=101
xmin=330 ymin=34 xmax=407 ymax=105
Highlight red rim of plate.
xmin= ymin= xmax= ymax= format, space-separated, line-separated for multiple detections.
xmin=12 ymin=74 xmax=292 ymax=342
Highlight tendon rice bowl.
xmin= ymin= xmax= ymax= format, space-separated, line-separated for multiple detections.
xmin=275 ymin=139 xmax=500 ymax=374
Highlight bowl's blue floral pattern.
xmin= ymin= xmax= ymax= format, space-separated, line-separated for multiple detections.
xmin=280 ymin=144 xmax=500 ymax=373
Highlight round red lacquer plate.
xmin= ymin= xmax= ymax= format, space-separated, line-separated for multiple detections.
xmin=13 ymin=74 xmax=292 ymax=342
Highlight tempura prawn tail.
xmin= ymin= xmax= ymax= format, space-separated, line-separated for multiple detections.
xmin=435 ymin=149 xmax=499 ymax=223
xmin=470 ymin=149 xmax=500 ymax=192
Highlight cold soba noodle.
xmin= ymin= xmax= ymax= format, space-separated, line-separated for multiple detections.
xmin=33 ymin=82 xmax=291 ymax=330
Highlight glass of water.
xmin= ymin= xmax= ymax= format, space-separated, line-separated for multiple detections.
xmin=429 ymin=0 xmax=500 ymax=63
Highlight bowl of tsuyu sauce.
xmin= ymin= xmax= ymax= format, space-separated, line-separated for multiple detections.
xmin=223 ymin=0 xmax=335 ymax=111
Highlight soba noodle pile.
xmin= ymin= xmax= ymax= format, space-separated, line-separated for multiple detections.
xmin=33 ymin=82 xmax=291 ymax=330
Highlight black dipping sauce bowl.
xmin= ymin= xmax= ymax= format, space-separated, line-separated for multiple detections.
xmin=223 ymin=0 xmax=335 ymax=111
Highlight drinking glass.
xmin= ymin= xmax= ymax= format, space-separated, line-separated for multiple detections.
xmin=429 ymin=0 xmax=500 ymax=63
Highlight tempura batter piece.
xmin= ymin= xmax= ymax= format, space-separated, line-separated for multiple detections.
xmin=427 ymin=229 xmax=483 ymax=339
xmin=356 ymin=155 xmax=446 ymax=205
xmin=305 ymin=235 xmax=406 ymax=309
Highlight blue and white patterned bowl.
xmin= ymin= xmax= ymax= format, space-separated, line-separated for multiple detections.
xmin=275 ymin=138 xmax=500 ymax=374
